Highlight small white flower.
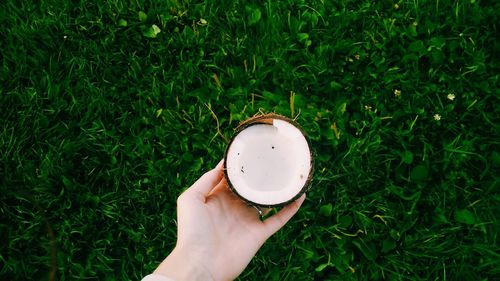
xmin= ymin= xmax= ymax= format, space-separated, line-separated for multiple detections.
xmin=394 ymin=89 xmax=401 ymax=97
xmin=433 ymin=114 xmax=441 ymax=121
xmin=447 ymin=93 xmax=455 ymax=101
xmin=364 ymin=105 xmax=372 ymax=111
xmin=63 ymin=35 xmax=67 ymax=39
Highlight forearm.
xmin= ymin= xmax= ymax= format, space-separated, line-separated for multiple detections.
xmin=153 ymin=247 xmax=214 ymax=281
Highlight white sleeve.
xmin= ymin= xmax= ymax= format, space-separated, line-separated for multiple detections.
xmin=141 ymin=274 xmax=176 ymax=281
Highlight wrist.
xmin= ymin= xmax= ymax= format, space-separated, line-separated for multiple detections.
xmin=154 ymin=246 xmax=214 ymax=281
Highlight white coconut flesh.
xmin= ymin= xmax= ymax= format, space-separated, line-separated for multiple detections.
xmin=226 ymin=119 xmax=311 ymax=206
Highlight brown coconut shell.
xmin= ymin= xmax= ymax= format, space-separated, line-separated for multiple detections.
xmin=223 ymin=113 xmax=314 ymax=208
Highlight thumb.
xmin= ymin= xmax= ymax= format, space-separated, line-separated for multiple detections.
xmin=187 ymin=160 xmax=224 ymax=196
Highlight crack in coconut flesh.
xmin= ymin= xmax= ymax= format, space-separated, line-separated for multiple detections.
xmin=225 ymin=118 xmax=312 ymax=207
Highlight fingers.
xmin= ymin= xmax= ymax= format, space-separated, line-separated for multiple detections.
xmin=262 ymin=194 xmax=306 ymax=238
xmin=188 ymin=160 xmax=224 ymax=196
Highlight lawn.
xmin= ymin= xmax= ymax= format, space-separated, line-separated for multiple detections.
xmin=1 ymin=0 xmax=499 ymax=280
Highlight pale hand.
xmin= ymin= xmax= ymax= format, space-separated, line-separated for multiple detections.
xmin=154 ymin=161 xmax=306 ymax=281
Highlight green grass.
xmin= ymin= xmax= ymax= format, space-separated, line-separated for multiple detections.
xmin=1 ymin=0 xmax=499 ymax=280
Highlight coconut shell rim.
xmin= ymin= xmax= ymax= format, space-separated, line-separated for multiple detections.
xmin=223 ymin=113 xmax=314 ymax=208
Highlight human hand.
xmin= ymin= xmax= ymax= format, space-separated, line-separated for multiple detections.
xmin=153 ymin=160 xmax=306 ymax=281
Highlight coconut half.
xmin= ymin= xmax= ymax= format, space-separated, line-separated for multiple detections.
xmin=224 ymin=114 xmax=313 ymax=207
